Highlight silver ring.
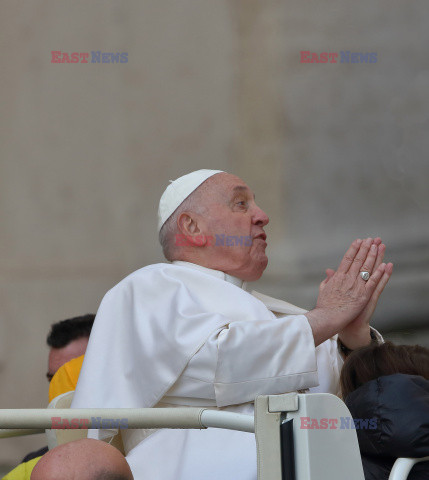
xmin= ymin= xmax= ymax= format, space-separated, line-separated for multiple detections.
xmin=360 ymin=271 xmax=370 ymax=281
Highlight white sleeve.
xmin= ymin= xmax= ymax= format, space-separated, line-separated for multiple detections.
xmin=214 ymin=315 xmax=319 ymax=406
xmin=168 ymin=314 xmax=319 ymax=407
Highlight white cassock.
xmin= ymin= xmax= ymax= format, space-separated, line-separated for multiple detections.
xmin=72 ymin=261 xmax=343 ymax=479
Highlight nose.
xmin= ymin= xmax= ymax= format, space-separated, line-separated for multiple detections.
xmin=252 ymin=204 xmax=269 ymax=227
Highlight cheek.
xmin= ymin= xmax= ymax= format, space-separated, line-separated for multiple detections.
xmin=232 ymin=244 xmax=258 ymax=267
xmin=250 ymin=240 xmax=268 ymax=258
xmin=48 ymin=354 xmax=61 ymax=374
xmin=213 ymin=243 xmax=250 ymax=267
xmin=207 ymin=214 xmax=251 ymax=236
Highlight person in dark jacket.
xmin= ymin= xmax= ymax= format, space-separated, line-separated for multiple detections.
xmin=340 ymin=342 xmax=429 ymax=480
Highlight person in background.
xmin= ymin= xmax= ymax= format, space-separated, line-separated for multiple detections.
xmin=30 ymin=439 xmax=133 ymax=480
xmin=340 ymin=341 xmax=429 ymax=480
xmin=2 ymin=314 xmax=95 ymax=480
xmin=46 ymin=314 xmax=95 ymax=382
xmin=48 ymin=354 xmax=85 ymax=403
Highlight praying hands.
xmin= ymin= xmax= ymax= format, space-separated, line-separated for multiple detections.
xmin=306 ymin=237 xmax=393 ymax=348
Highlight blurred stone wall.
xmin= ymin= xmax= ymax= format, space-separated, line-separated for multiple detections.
xmin=1 ymin=0 xmax=428 ymax=465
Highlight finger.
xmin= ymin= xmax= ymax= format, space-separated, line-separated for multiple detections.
xmin=348 ymin=237 xmax=374 ymax=276
xmin=371 ymin=262 xmax=393 ymax=298
xmin=362 ymin=237 xmax=386 ymax=274
xmin=337 ymin=239 xmax=363 ymax=274
xmin=319 ymin=269 xmax=335 ymax=292
xmin=373 ymin=237 xmax=382 ymax=247
xmin=364 ymin=262 xmax=387 ymax=296
xmin=326 ymin=268 xmax=335 ymax=279
xmin=361 ymin=263 xmax=393 ymax=315
xmin=356 ymin=242 xmax=378 ymax=277
xmin=372 ymin=243 xmax=386 ymax=272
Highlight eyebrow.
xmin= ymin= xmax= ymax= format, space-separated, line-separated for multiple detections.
xmin=232 ymin=186 xmax=255 ymax=199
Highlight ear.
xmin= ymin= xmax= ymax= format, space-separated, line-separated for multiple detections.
xmin=177 ymin=212 xmax=208 ymax=247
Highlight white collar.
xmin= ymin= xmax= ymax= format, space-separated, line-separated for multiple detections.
xmin=172 ymin=261 xmax=247 ymax=290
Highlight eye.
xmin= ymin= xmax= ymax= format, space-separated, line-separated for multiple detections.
xmin=230 ymin=196 xmax=249 ymax=210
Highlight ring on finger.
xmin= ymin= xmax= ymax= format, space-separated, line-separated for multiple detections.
xmin=360 ymin=271 xmax=370 ymax=281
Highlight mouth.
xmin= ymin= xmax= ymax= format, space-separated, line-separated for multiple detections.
xmin=254 ymin=232 xmax=267 ymax=242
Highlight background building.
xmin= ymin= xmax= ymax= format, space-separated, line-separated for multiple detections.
xmin=1 ymin=0 xmax=428 ymax=469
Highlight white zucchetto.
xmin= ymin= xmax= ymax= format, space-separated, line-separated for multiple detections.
xmin=157 ymin=169 xmax=224 ymax=232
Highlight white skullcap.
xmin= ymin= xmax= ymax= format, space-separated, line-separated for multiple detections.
xmin=158 ymin=169 xmax=224 ymax=232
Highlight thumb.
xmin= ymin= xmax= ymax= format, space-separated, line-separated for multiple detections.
xmin=325 ymin=268 xmax=335 ymax=279
xmin=319 ymin=268 xmax=335 ymax=291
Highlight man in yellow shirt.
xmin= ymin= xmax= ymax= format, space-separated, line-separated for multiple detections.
xmin=2 ymin=315 xmax=94 ymax=480
xmin=48 ymin=354 xmax=84 ymax=403
xmin=1 ymin=458 xmax=40 ymax=480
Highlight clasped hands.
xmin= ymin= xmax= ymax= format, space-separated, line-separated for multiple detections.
xmin=306 ymin=238 xmax=393 ymax=349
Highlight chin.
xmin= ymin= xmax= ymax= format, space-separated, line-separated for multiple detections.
xmin=245 ymin=257 xmax=268 ymax=282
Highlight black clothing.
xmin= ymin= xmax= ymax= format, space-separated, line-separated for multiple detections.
xmin=21 ymin=445 xmax=48 ymax=463
xmin=345 ymin=374 xmax=429 ymax=480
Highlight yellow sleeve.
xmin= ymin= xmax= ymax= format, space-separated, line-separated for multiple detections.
xmin=2 ymin=456 xmax=41 ymax=480
xmin=49 ymin=354 xmax=84 ymax=403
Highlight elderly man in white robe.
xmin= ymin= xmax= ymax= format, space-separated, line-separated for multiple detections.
xmin=72 ymin=169 xmax=393 ymax=480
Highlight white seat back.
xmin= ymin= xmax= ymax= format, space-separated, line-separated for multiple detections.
xmin=255 ymin=393 xmax=365 ymax=480
xmin=286 ymin=393 xmax=365 ymax=479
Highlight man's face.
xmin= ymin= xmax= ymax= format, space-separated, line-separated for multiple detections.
xmin=47 ymin=336 xmax=89 ymax=381
xmin=194 ymin=173 xmax=269 ymax=281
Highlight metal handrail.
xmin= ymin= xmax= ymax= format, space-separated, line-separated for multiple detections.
xmin=1 ymin=404 xmax=425 ymax=480
xmin=0 ymin=408 xmax=254 ymax=437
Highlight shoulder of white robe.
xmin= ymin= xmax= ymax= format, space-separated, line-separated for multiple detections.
xmin=250 ymin=290 xmax=308 ymax=315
